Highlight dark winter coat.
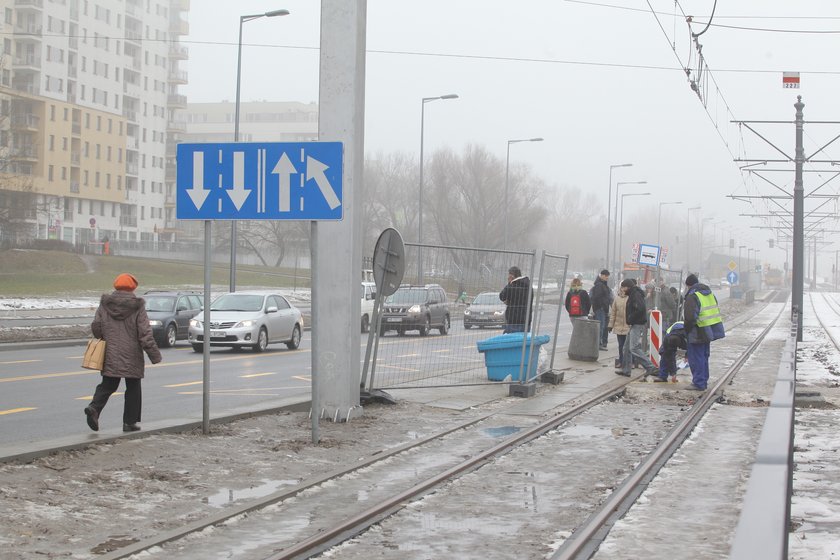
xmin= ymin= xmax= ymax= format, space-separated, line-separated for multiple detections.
xmin=91 ymin=291 xmax=162 ymax=378
xmin=683 ymin=283 xmax=726 ymax=344
xmin=565 ymin=287 xmax=592 ymax=317
xmin=625 ymin=285 xmax=648 ymax=326
xmin=589 ymin=277 xmax=613 ymax=312
xmin=659 ymin=287 xmax=678 ymax=325
xmin=500 ymin=276 xmax=533 ymax=328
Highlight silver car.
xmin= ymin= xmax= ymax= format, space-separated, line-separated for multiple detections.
xmin=188 ymin=292 xmax=303 ymax=353
xmin=463 ymin=291 xmax=506 ymax=329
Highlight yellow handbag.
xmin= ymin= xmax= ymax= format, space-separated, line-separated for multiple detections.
xmin=82 ymin=338 xmax=106 ymax=370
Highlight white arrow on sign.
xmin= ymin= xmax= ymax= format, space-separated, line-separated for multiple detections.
xmin=186 ymin=151 xmax=210 ymax=209
xmin=272 ymin=152 xmax=297 ymax=212
xmin=306 ymin=156 xmax=341 ymax=210
xmin=226 ymin=151 xmax=251 ymax=211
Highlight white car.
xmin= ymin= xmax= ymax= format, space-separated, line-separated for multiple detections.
xmin=361 ymin=281 xmax=376 ymax=333
xmin=188 ymin=291 xmax=303 ymax=353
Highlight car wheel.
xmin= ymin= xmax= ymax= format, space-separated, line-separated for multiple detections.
xmin=397 ymin=328 xmax=406 ymax=337
xmin=161 ymin=324 xmax=176 ymax=348
xmin=191 ymin=344 xmax=203 ymax=353
xmin=361 ymin=314 xmax=370 ymax=333
xmin=419 ymin=316 xmax=430 ymax=337
xmin=464 ymin=322 xmax=472 ymax=330
xmin=379 ymin=325 xmax=388 ymax=337
xmin=252 ymin=328 xmax=268 ymax=353
xmin=439 ymin=315 xmax=450 ymax=335
xmin=286 ymin=325 xmax=301 ymax=350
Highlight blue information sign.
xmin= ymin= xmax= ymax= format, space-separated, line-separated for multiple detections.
xmin=176 ymin=142 xmax=343 ymax=220
xmin=727 ymin=270 xmax=739 ymax=285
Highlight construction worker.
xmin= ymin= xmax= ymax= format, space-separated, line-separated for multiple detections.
xmin=682 ymin=274 xmax=725 ymax=391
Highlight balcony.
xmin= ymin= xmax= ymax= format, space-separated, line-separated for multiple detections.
xmin=173 ymin=0 xmax=189 ymax=11
xmin=125 ymin=162 xmax=139 ymax=175
xmin=10 ymin=114 xmax=40 ymax=130
xmin=167 ymin=119 xmax=186 ymax=133
xmin=119 ymin=215 xmax=138 ymax=228
xmin=11 ymin=82 xmax=40 ymax=96
xmin=14 ymin=55 xmax=41 ymax=69
xmin=68 ymin=64 xmax=77 ymax=78
xmin=169 ymin=44 xmax=189 ymax=60
xmin=123 ymin=80 xmax=141 ymax=99
xmin=126 ymin=136 xmax=139 ymax=150
xmin=72 ymin=122 xmax=81 ymax=135
xmin=70 ymin=181 xmax=80 ymax=193
xmin=168 ymin=69 xmax=188 ymax=84
xmin=165 ymin=194 xmax=176 ymax=207
xmin=125 ymin=28 xmax=142 ymax=43
xmin=70 ymin=152 xmax=80 ymax=166
xmin=169 ymin=18 xmax=189 ymax=36
xmin=11 ymin=146 xmax=38 ymax=161
xmin=167 ymin=93 xmax=187 ymax=107
xmin=165 ymin=164 xmax=177 ymax=181
xmin=69 ymin=35 xmax=78 ymax=48
xmin=122 ymin=108 xmax=138 ymax=121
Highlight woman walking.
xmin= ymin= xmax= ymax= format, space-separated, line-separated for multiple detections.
xmin=608 ymin=281 xmax=630 ymax=369
xmin=84 ymin=273 xmax=162 ymax=432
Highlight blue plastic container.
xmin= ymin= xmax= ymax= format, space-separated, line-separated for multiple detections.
xmin=476 ymin=332 xmax=551 ymax=382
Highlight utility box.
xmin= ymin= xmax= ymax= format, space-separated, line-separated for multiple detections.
xmin=568 ymin=318 xmax=599 ymax=361
xmin=477 ymin=332 xmax=550 ymax=382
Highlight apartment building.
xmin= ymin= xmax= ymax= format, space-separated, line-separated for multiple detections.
xmin=0 ymin=0 xmax=189 ymax=247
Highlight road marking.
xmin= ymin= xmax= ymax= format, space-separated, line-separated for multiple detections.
xmin=396 ymin=353 xmax=420 ymax=358
xmin=292 ymin=375 xmax=310 ymax=381
xmin=177 ymin=386 xmax=306 ymax=396
xmin=376 ymin=364 xmax=420 ymax=372
xmin=76 ymin=392 xmax=123 ymax=400
xmin=164 ymin=381 xmax=203 ymax=388
xmin=0 ymin=407 xmax=36 ymax=415
xmin=431 ymin=349 xmax=450 ymax=353
xmin=0 ymin=359 xmax=41 ymax=365
xmin=240 ymin=372 xmax=277 ymax=378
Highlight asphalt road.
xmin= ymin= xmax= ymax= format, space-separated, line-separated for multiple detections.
xmin=0 ymin=310 xmax=573 ymax=449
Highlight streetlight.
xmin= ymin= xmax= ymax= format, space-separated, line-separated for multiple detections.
xmin=606 ymin=163 xmax=633 ymax=269
xmin=613 ymin=180 xmax=647 ymax=273
xmin=657 ymin=201 xmax=682 ymax=279
xmin=739 ymin=245 xmax=747 ymax=282
xmin=504 ymin=137 xmax=543 ymax=249
xmin=686 ymin=206 xmax=701 ymax=272
xmin=617 ymin=192 xmax=651 ymax=275
xmin=417 ymin=93 xmax=458 ymax=283
xmin=230 ymin=8 xmax=290 ymax=292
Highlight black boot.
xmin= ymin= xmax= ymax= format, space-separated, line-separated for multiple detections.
xmin=84 ymin=406 xmax=99 ymax=432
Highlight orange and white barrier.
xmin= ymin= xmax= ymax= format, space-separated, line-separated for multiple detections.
xmin=649 ymin=309 xmax=662 ymax=367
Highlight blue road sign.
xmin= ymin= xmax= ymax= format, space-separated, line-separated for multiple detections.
xmin=176 ymin=142 xmax=343 ymax=220
xmin=637 ymin=243 xmax=660 ymax=267
xmin=727 ymin=270 xmax=739 ymax=285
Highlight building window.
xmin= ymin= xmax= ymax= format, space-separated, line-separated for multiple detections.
xmin=62 ymin=137 xmax=68 ymax=151
xmin=61 ymin=167 xmax=67 ymax=180
xmin=96 ymin=116 xmax=101 ymax=131
xmin=95 ymin=172 xmax=100 ymax=187
xmin=49 ymin=135 xmax=55 ymax=151
xmin=50 ymin=105 xmax=56 ymax=121
xmin=107 ymin=146 xmax=111 ymax=161
xmin=84 ymin=170 xmax=88 ymax=185
xmin=48 ymin=165 xmax=54 ymax=181
xmin=96 ymin=144 xmax=100 ymax=159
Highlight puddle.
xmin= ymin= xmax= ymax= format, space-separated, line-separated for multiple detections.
xmin=481 ymin=426 xmax=522 ymax=438
xmin=205 ymin=479 xmax=299 ymax=508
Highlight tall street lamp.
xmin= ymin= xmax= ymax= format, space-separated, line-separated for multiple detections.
xmin=657 ymin=201 xmax=682 ymax=280
xmin=230 ymin=8 xmax=290 ymax=292
xmin=617 ymin=192 xmax=651 ymax=275
xmin=606 ymin=163 xmax=633 ymax=270
xmin=613 ymin=180 xmax=647 ymax=273
xmin=417 ymin=93 xmax=458 ymax=283
xmin=504 ymin=137 xmax=543 ymax=249
xmin=739 ymin=245 xmax=747 ymax=282
xmin=686 ymin=206 xmax=701 ymax=273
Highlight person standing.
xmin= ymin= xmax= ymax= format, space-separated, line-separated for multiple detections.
xmin=84 ymin=273 xmax=162 ymax=432
xmin=657 ymin=279 xmax=677 ymax=330
xmin=608 ymin=282 xmax=630 ymax=369
xmin=590 ymin=269 xmax=613 ymax=350
xmin=499 ymin=266 xmax=533 ymax=333
xmin=682 ymin=274 xmax=725 ymax=391
xmin=617 ymin=278 xmax=657 ymax=377
xmin=564 ymin=277 xmax=591 ymax=322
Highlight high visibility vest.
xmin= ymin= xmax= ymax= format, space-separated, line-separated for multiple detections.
xmin=695 ymin=292 xmax=722 ymax=327
xmin=666 ymin=321 xmax=684 ymax=334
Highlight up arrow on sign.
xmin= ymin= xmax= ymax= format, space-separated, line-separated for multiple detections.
xmin=273 ymin=152 xmax=297 ymax=213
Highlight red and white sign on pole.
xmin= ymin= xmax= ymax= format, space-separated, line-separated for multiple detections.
xmin=648 ymin=309 xmax=662 ymax=368
xmin=783 ymin=72 xmax=800 ymax=89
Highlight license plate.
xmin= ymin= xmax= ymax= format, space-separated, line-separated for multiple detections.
xmin=210 ymin=330 xmax=225 ymax=337
xmin=386 ymin=318 xmax=401 ymax=323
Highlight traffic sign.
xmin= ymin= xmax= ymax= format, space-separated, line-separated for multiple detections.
xmin=638 ymin=243 xmax=660 ymax=267
xmin=728 ymin=260 xmax=737 ymax=271
xmin=372 ymin=228 xmax=405 ymax=297
xmin=176 ymin=142 xmax=344 ymax=220
xmin=727 ymin=271 xmax=739 ymax=285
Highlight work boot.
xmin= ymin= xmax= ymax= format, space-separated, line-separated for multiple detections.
xmin=84 ymin=406 xmax=99 ymax=432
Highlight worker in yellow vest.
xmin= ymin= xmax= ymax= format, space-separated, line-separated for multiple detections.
xmin=682 ymin=274 xmax=725 ymax=391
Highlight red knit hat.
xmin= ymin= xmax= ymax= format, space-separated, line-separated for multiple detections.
xmin=113 ymin=273 xmax=138 ymax=291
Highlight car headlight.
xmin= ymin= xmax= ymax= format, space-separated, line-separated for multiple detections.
xmin=408 ymin=305 xmax=421 ymax=313
xmin=148 ymin=320 xmax=162 ymax=327
xmin=464 ymin=309 xmax=471 ymax=316
xmin=234 ymin=320 xmax=255 ymax=328
xmin=190 ymin=319 xmax=202 ymax=328
xmin=494 ymin=310 xmax=504 ymax=316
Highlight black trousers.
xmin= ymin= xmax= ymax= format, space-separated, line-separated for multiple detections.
xmin=90 ymin=376 xmax=142 ymax=425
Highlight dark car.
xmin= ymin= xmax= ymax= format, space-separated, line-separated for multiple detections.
xmin=380 ymin=284 xmax=450 ymax=336
xmin=144 ymin=290 xmax=203 ymax=348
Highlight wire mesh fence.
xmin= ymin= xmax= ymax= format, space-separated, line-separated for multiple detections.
xmin=365 ymin=243 xmax=535 ymax=390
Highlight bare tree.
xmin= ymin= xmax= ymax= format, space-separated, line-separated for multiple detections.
xmin=362 ymin=152 xmax=418 ymax=252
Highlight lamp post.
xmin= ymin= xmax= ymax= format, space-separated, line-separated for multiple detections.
xmin=504 ymin=137 xmax=543 ymax=249
xmin=417 ymin=93 xmax=458 ymax=283
xmin=656 ymin=201 xmax=682 ymax=279
xmin=618 ymin=192 xmax=651 ymax=275
xmin=613 ymin=180 xmax=647 ymax=274
xmin=606 ymin=163 xmax=633 ymax=269
xmin=739 ymin=245 xmax=746 ymax=283
xmin=230 ymin=8 xmax=290 ymax=292
xmin=686 ymin=206 xmax=701 ymax=273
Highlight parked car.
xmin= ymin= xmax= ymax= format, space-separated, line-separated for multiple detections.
xmin=144 ymin=290 xmax=203 ymax=348
xmin=188 ymin=291 xmax=303 ymax=353
xmin=361 ymin=281 xmax=376 ymax=333
xmin=380 ymin=284 xmax=450 ymax=336
xmin=463 ymin=291 xmax=506 ymax=329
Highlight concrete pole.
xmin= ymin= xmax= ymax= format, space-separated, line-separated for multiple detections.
xmin=311 ymin=0 xmax=367 ymax=437
xmin=793 ymin=96 xmax=805 ymax=340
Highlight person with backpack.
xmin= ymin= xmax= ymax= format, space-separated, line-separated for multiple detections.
xmin=616 ymin=278 xmax=658 ymax=377
xmin=682 ymin=274 xmax=725 ymax=390
xmin=564 ymin=277 xmax=591 ymax=322
xmin=589 ymin=269 xmax=613 ymax=350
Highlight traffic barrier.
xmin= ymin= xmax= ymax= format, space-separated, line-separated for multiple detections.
xmin=649 ymin=309 xmax=662 ymax=367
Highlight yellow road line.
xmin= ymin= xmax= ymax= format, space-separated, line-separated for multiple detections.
xmin=76 ymin=392 xmax=123 ymax=400
xmin=292 ymin=375 xmax=311 ymax=381
xmin=164 ymin=381 xmax=203 ymax=388
xmin=396 ymin=353 xmax=420 ymax=358
xmin=431 ymin=349 xmax=450 ymax=353
xmin=0 ymin=407 xmax=37 ymax=415
xmin=0 ymin=359 xmax=41 ymax=365
xmin=240 ymin=372 xmax=277 ymax=378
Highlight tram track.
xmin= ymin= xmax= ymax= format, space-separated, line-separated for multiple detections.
xmin=103 ymin=295 xmax=781 ymax=560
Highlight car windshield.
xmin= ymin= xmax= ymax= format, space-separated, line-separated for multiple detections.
xmin=145 ymin=296 xmax=176 ymax=312
xmin=472 ymin=293 xmax=499 ymax=305
xmin=211 ymin=294 xmax=265 ymax=312
xmin=386 ymin=288 xmax=426 ymax=305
